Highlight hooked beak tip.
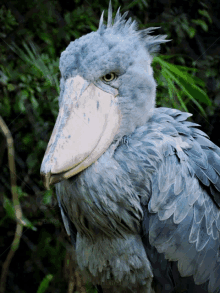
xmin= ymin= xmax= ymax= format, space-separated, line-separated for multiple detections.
xmin=41 ymin=172 xmax=51 ymax=190
xmin=41 ymin=170 xmax=67 ymax=189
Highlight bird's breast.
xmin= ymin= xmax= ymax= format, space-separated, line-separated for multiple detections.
xmin=56 ymin=146 xmax=144 ymax=240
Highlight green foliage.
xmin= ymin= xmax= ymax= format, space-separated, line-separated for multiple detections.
xmin=37 ymin=274 xmax=54 ymax=293
xmin=3 ymin=192 xmax=37 ymax=230
xmin=162 ymin=3 xmax=213 ymax=40
xmin=154 ymin=56 xmax=211 ymax=115
xmin=85 ymin=283 xmax=99 ymax=293
xmin=42 ymin=190 xmax=54 ymax=206
xmin=0 ymin=6 xmax=18 ymax=38
xmin=12 ymin=41 xmax=60 ymax=92
xmin=3 ymin=196 xmax=15 ymax=220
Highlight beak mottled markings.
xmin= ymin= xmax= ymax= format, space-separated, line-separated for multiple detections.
xmin=40 ymin=75 xmax=121 ymax=189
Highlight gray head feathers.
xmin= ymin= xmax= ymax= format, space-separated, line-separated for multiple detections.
xmin=59 ymin=1 xmax=170 ymax=139
xmin=60 ymin=2 xmax=170 ymax=81
xmin=98 ymin=0 xmax=170 ymax=54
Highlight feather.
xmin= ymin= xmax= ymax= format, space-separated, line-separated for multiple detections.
xmin=107 ymin=0 xmax=112 ymax=28
xmin=183 ymin=121 xmax=201 ymax=128
xmin=194 ymin=237 xmax=218 ymax=284
xmin=138 ymin=27 xmax=161 ymax=38
xmin=189 ymin=218 xmax=200 ymax=243
xmin=99 ymin=11 xmax=104 ymax=30
xmin=196 ymin=215 xmax=210 ymax=251
xmin=175 ymin=112 xmax=193 ymax=121
xmin=194 ymin=201 xmax=205 ymax=224
xmin=114 ymin=7 xmax=121 ymax=24
xmin=209 ymin=263 xmax=220 ymax=292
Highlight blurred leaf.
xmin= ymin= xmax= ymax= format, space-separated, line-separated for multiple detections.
xmin=161 ymin=68 xmax=188 ymax=111
xmin=3 ymin=195 xmax=36 ymax=229
xmin=189 ymin=26 xmax=196 ymax=38
xmin=17 ymin=186 xmax=28 ymax=198
xmin=36 ymin=274 xmax=53 ymax=293
xmin=192 ymin=19 xmax=208 ymax=31
xmin=30 ymin=96 xmax=39 ymax=110
xmin=10 ymin=41 xmax=59 ymax=93
xmin=199 ymin=9 xmax=212 ymax=23
xmin=26 ymin=153 xmax=38 ymax=169
xmin=42 ymin=190 xmax=53 ymax=206
xmin=0 ymin=69 xmax=9 ymax=85
xmin=3 ymin=196 xmax=15 ymax=219
xmin=21 ymin=217 xmax=37 ymax=231
xmin=7 ymin=83 xmax=15 ymax=91
xmin=85 ymin=283 xmax=98 ymax=293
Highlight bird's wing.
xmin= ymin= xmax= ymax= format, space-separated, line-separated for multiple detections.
xmin=142 ymin=108 xmax=220 ymax=293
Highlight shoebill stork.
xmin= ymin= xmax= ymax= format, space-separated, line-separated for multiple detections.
xmin=40 ymin=3 xmax=220 ymax=293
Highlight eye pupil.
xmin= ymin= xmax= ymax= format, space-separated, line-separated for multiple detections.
xmin=106 ymin=74 xmax=111 ymax=80
xmin=103 ymin=72 xmax=116 ymax=82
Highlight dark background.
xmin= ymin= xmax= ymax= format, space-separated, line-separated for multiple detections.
xmin=0 ymin=0 xmax=220 ymax=292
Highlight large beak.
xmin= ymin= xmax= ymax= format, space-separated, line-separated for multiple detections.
xmin=40 ymin=75 xmax=121 ymax=190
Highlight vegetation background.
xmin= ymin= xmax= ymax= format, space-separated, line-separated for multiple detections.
xmin=0 ymin=0 xmax=219 ymax=292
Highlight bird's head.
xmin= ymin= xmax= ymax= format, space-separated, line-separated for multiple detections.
xmin=40 ymin=2 xmax=169 ymax=189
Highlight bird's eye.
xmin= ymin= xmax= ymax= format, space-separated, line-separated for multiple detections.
xmin=102 ymin=73 xmax=116 ymax=82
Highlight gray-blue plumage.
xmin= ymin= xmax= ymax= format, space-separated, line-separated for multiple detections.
xmin=52 ymin=3 xmax=220 ymax=293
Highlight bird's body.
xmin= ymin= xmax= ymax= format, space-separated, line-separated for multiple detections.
xmin=41 ymin=3 xmax=220 ymax=293
xmin=56 ymin=108 xmax=220 ymax=293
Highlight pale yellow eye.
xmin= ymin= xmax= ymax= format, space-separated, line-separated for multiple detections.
xmin=102 ymin=72 xmax=116 ymax=82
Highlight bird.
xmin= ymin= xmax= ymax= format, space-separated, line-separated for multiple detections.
xmin=40 ymin=2 xmax=220 ymax=293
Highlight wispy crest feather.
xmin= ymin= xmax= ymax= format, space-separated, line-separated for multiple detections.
xmin=107 ymin=0 xmax=112 ymax=28
xmin=98 ymin=1 xmax=170 ymax=53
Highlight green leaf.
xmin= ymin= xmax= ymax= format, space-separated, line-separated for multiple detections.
xmin=198 ymin=9 xmax=212 ymax=23
xmin=155 ymin=57 xmax=197 ymax=83
xmin=192 ymin=19 xmax=208 ymax=32
xmin=155 ymin=57 xmax=211 ymax=107
xmin=163 ymin=68 xmax=208 ymax=116
xmin=36 ymin=274 xmax=53 ymax=293
xmin=42 ymin=190 xmax=53 ymax=206
xmin=30 ymin=95 xmax=39 ymax=110
xmin=26 ymin=153 xmax=38 ymax=169
xmin=21 ymin=216 xmax=37 ymax=231
xmin=0 ymin=69 xmax=9 ymax=85
xmin=7 ymin=83 xmax=15 ymax=91
xmin=171 ymin=65 xmax=199 ymax=73
xmin=22 ymin=134 xmax=32 ymax=146
xmin=85 ymin=282 xmax=98 ymax=293
xmin=189 ymin=27 xmax=196 ymax=38
xmin=0 ymin=96 xmax=11 ymax=116
xmin=3 ymin=197 xmax=15 ymax=219
xmin=3 ymin=194 xmax=37 ymax=230
xmin=17 ymin=186 xmax=28 ymax=198
xmin=162 ymin=68 xmax=188 ymax=112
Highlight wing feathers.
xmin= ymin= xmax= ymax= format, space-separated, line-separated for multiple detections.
xmin=189 ymin=218 xmax=200 ymax=243
xmin=196 ymin=215 xmax=210 ymax=251
xmin=194 ymin=237 xmax=218 ymax=284
xmin=194 ymin=201 xmax=205 ymax=224
xmin=209 ymin=263 xmax=220 ymax=292
xmin=144 ymin=107 xmax=220 ymax=292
